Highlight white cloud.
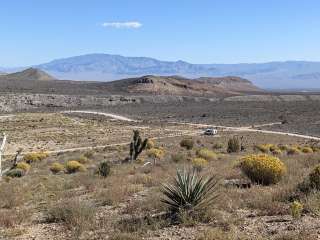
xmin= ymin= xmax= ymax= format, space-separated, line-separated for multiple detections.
xmin=102 ymin=21 xmax=142 ymax=29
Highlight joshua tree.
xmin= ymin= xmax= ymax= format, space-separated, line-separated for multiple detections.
xmin=129 ymin=130 xmax=148 ymax=161
xmin=0 ymin=133 xmax=7 ymax=179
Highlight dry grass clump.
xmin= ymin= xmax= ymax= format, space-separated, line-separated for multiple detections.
xmin=180 ymin=138 xmax=194 ymax=150
xmin=197 ymin=228 xmax=252 ymax=240
xmin=227 ymin=137 xmax=240 ymax=153
xmin=192 ymin=158 xmax=208 ymax=171
xmin=46 ymin=199 xmax=96 ymax=236
xmin=109 ymin=233 xmax=141 ymax=240
xmin=23 ymin=151 xmax=48 ymax=163
xmin=97 ymin=161 xmax=111 ymax=177
xmin=49 ymin=162 xmax=64 ymax=174
xmin=196 ymin=148 xmax=217 ymax=161
xmin=65 ymin=160 xmax=86 ymax=174
xmin=0 ymin=182 xmax=28 ymax=209
xmin=239 ymin=154 xmax=286 ymax=185
xmin=0 ymin=209 xmax=28 ymax=228
xmin=212 ymin=142 xmax=224 ymax=150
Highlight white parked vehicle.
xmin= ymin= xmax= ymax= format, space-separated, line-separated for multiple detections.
xmin=204 ymin=128 xmax=217 ymax=135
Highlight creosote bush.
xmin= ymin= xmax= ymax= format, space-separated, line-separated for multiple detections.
xmin=309 ymin=165 xmax=320 ymax=190
xmin=161 ymin=169 xmax=219 ymax=215
xmin=180 ymin=138 xmax=194 ymax=150
xmin=196 ymin=148 xmax=217 ymax=161
xmin=97 ymin=161 xmax=111 ymax=177
xmin=23 ymin=151 xmax=49 ymax=163
xmin=16 ymin=162 xmax=31 ymax=172
xmin=49 ymin=162 xmax=64 ymax=174
xmin=240 ymin=154 xmax=286 ymax=185
xmin=65 ymin=161 xmax=86 ymax=174
xmin=227 ymin=137 xmax=240 ymax=153
xmin=146 ymin=139 xmax=155 ymax=149
xmin=192 ymin=158 xmax=208 ymax=172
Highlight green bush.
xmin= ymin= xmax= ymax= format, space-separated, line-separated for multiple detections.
xmin=97 ymin=161 xmax=111 ymax=177
xmin=50 ymin=162 xmax=64 ymax=174
xmin=5 ymin=169 xmax=25 ymax=178
xmin=180 ymin=138 xmax=194 ymax=150
xmin=309 ymin=165 xmax=320 ymax=190
xmin=65 ymin=161 xmax=86 ymax=174
xmin=196 ymin=148 xmax=217 ymax=161
xmin=227 ymin=137 xmax=240 ymax=153
xmin=240 ymin=154 xmax=286 ymax=185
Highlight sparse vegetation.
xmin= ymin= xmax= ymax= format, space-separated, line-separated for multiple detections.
xmin=23 ymin=151 xmax=48 ymax=163
xmin=239 ymin=154 xmax=286 ymax=185
xmin=309 ymin=165 xmax=320 ymax=190
xmin=192 ymin=158 xmax=208 ymax=171
xmin=196 ymin=148 xmax=217 ymax=161
xmin=15 ymin=162 xmax=30 ymax=172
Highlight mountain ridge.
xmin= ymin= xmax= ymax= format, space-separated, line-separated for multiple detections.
xmin=2 ymin=54 xmax=320 ymax=88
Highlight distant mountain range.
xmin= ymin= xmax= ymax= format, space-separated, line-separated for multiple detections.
xmin=2 ymin=53 xmax=320 ymax=89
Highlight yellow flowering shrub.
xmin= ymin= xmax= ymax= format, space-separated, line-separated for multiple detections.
xmin=50 ymin=162 xmax=64 ymax=174
xmin=287 ymin=147 xmax=301 ymax=155
xmin=196 ymin=148 xmax=217 ymax=161
xmin=301 ymin=146 xmax=313 ymax=154
xmin=24 ymin=152 xmax=49 ymax=163
xmin=255 ymin=144 xmax=273 ymax=153
xmin=240 ymin=154 xmax=286 ymax=185
xmin=16 ymin=162 xmax=31 ymax=172
xmin=146 ymin=139 xmax=155 ymax=149
xmin=65 ymin=161 xmax=86 ymax=174
xmin=147 ymin=148 xmax=165 ymax=159
xmin=192 ymin=157 xmax=208 ymax=171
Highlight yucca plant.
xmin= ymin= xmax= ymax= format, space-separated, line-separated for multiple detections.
xmin=161 ymin=169 xmax=219 ymax=214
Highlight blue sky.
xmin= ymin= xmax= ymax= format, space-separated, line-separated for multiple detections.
xmin=1 ymin=0 xmax=319 ymax=66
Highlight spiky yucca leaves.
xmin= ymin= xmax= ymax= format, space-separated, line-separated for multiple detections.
xmin=161 ymin=169 xmax=219 ymax=214
xmin=129 ymin=130 xmax=148 ymax=161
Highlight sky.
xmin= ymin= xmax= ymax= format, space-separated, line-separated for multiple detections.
xmin=0 ymin=0 xmax=320 ymax=66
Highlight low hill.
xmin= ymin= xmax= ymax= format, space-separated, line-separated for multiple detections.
xmin=0 ymin=68 xmax=56 ymax=81
xmin=103 ymin=75 xmax=262 ymax=97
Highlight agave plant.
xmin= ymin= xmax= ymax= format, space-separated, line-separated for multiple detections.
xmin=161 ymin=169 xmax=219 ymax=214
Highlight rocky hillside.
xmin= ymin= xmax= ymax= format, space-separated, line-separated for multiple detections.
xmin=0 ymin=68 xmax=56 ymax=81
xmin=104 ymin=75 xmax=262 ymax=96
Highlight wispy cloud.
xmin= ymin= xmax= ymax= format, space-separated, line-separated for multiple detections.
xmin=102 ymin=21 xmax=142 ymax=29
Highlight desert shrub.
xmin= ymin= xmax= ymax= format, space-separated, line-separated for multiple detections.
xmin=23 ymin=151 xmax=48 ymax=163
xmin=16 ymin=162 xmax=31 ymax=172
xmin=135 ymin=157 xmax=145 ymax=164
xmin=192 ymin=158 xmax=208 ymax=171
xmin=83 ymin=151 xmax=94 ymax=159
xmin=0 ymin=209 xmax=26 ymax=228
xmin=171 ymin=153 xmax=185 ymax=163
xmin=180 ymin=138 xmax=194 ymax=150
xmin=212 ymin=143 xmax=223 ymax=150
xmin=146 ymin=139 xmax=155 ymax=149
xmin=65 ymin=161 xmax=86 ymax=174
xmin=5 ymin=169 xmax=25 ymax=178
xmin=302 ymin=146 xmax=313 ymax=154
xmin=161 ymin=169 xmax=219 ymax=215
xmin=196 ymin=148 xmax=217 ymax=161
xmin=0 ymin=183 xmax=27 ymax=209
xmin=287 ymin=147 xmax=301 ymax=155
xmin=239 ymin=154 xmax=286 ymax=185
xmin=97 ymin=161 xmax=111 ymax=177
xmin=46 ymin=199 xmax=96 ymax=235
xmin=227 ymin=137 xmax=240 ymax=153
xmin=290 ymin=201 xmax=303 ymax=219
xmin=278 ymin=144 xmax=289 ymax=151
xmin=49 ymin=162 xmax=64 ymax=174
xmin=147 ymin=148 xmax=165 ymax=164
xmin=272 ymin=148 xmax=282 ymax=155
xmin=309 ymin=165 xmax=320 ymax=190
